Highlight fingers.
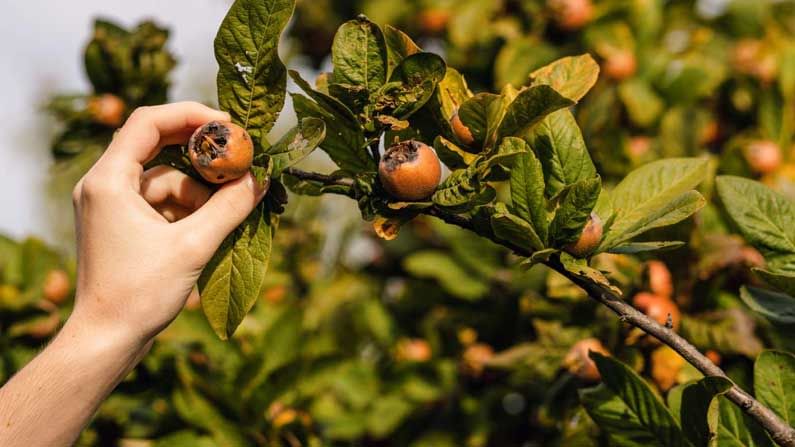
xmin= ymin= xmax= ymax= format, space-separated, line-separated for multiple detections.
xmin=176 ymin=172 xmax=270 ymax=258
xmin=140 ymin=165 xmax=212 ymax=212
xmin=103 ymin=102 xmax=229 ymax=175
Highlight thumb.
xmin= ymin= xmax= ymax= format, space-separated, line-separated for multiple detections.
xmin=177 ymin=172 xmax=269 ymax=260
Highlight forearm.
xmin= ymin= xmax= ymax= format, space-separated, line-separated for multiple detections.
xmin=0 ymin=309 xmax=148 ymax=446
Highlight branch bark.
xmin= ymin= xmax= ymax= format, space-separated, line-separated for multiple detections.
xmin=283 ymin=167 xmax=795 ymax=446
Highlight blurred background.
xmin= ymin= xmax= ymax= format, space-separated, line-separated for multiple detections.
xmin=3 ymin=0 xmax=795 ymax=446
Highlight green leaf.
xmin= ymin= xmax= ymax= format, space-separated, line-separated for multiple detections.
xmin=667 ymin=377 xmax=733 ymax=447
xmin=529 ymin=54 xmax=600 ymax=102
xmin=383 ymin=25 xmax=421 ymax=74
xmin=716 ymin=176 xmax=795 ymax=256
xmin=550 ymin=177 xmax=601 ymax=245
xmin=214 ymin=0 xmax=294 ymax=145
xmin=498 ymin=85 xmax=574 ymax=140
xmin=433 ymin=136 xmax=476 ymax=170
xmin=597 ymin=158 xmax=708 ymax=250
xmin=510 ymin=150 xmax=548 ymax=244
xmin=524 ymin=109 xmax=596 ymax=198
xmin=495 ymin=38 xmax=558 ymax=89
xmin=476 ymin=136 xmax=526 ymax=180
xmin=740 ymin=286 xmax=795 ymax=324
xmin=458 ymin=93 xmax=503 ymax=151
xmin=754 ymin=350 xmax=795 ymax=426
xmin=402 ymin=251 xmax=488 ymax=300
xmin=559 ymin=252 xmax=621 ymax=295
xmin=368 ymin=393 xmax=414 ymax=437
xmin=714 ymin=396 xmax=776 ymax=447
xmin=375 ymin=52 xmax=446 ymax=120
xmin=241 ymin=306 xmax=304 ymax=398
xmin=608 ymin=241 xmax=685 ymax=254
xmin=172 ymin=387 xmax=248 ymax=447
xmin=582 ymin=353 xmax=690 ymax=447
xmin=618 ymin=79 xmax=665 ymax=128
xmin=266 ymin=117 xmax=325 ymax=175
xmin=490 ymin=203 xmax=544 ymax=252
xmin=199 ymin=204 xmax=274 ymax=339
xmin=754 ymin=269 xmax=795 ymax=297
xmin=331 ymin=16 xmax=388 ymax=93
xmin=290 ymin=72 xmax=373 ymax=172
xmin=679 ymin=310 xmax=763 ymax=357
xmin=431 ymin=166 xmax=481 ymax=211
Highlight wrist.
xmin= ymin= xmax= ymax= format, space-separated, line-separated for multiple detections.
xmin=61 ymin=303 xmax=151 ymax=361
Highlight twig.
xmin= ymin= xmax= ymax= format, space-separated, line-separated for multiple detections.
xmin=280 ymin=168 xmax=795 ymax=446
xmin=283 ymin=168 xmax=353 ymax=188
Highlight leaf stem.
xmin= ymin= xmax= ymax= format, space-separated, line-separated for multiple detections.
xmin=282 ymin=168 xmax=795 ymax=446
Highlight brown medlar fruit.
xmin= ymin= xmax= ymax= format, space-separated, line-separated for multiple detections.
xmin=43 ymin=269 xmax=71 ymax=305
xmin=87 ymin=94 xmax=126 ymax=127
xmin=188 ymin=121 xmax=254 ymax=184
xmin=379 ymin=140 xmax=442 ymax=201
xmin=450 ymin=111 xmax=475 ymax=147
xmin=744 ymin=140 xmax=782 ymax=175
xmin=564 ymin=338 xmax=609 ymax=382
xmin=633 ymin=292 xmax=681 ymax=330
xmin=564 ymin=212 xmax=603 ymax=257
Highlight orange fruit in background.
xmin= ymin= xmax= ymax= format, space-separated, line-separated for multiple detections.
xmin=564 ymin=338 xmax=610 ymax=381
xmin=43 ymin=269 xmax=71 ymax=305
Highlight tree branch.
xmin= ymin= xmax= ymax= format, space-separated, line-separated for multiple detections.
xmin=283 ymin=168 xmax=353 ymax=188
xmin=282 ymin=168 xmax=795 ymax=446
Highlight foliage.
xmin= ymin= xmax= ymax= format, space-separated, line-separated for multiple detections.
xmin=10 ymin=0 xmax=795 ymax=446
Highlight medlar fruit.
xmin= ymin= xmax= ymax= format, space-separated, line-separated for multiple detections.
xmin=564 ymin=212 xmax=603 ymax=257
xmin=379 ymin=140 xmax=442 ymax=201
xmin=548 ymin=0 xmax=594 ymax=31
xmin=564 ymin=338 xmax=609 ymax=382
xmin=188 ymin=121 xmax=254 ymax=184
xmin=461 ymin=343 xmax=494 ymax=377
xmin=646 ymin=260 xmax=673 ymax=299
xmin=87 ymin=94 xmax=126 ymax=127
xmin=395 ymin=338 xmax=432 ymax=363
xmin=633 ymin=292 xmax=681 ymax=330
xmin=450 ymin=111 xmax=475 ymax=147
xmin=417 ymin=8 xmax=450 ymax=34
xmin=603 ymin=50 xmax=636 ymax=81
xmin=744 ymin=140 xmax=782 ymax=175
xmin=43 ymin=269 xmax=71 ymax=305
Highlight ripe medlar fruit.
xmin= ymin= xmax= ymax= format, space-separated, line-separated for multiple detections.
xmin=43 ymin=269 xmax=71 ymax=305
xmin=547 ymin=0 xmax=594 ymax=31
xmin=188 ymin=121 xmax=254 ymax=184
xmin=633 ymin=292 xmax=681 ymax=330
xmin=603 ymin=50 xmax=636 ymax=81
xmin=744 ymin=140 xmax=782 ymax=175
xmin=450 ymin=111 xmax=475 ymax=147
xmin=87 ymin=94 xmax=126 ymax=127
xmin=395 ymin=338 xmax=432 ymax=363
xmin=461 ymin=343 xmax=494 ymax=377
xmin=417 ymin=8 xmax=450 ymax=34
xmin=706 ymin=350 xmax=722 ymax=366
xmin=564 ymin=212 xmax=603 ymax=257
xmin=379 ymin=140 xmax=442 ymax=201
xmin=646 ymin=260 xmax=673 ymax=299
xmin=564 ymin=338 xmax=609 ymax=382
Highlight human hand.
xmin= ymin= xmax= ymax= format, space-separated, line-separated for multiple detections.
xmin=70 ymin=102 xmax=268 ymax=346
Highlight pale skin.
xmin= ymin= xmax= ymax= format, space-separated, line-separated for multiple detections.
xmin=0 ymin=102 xmax=268 ymax=446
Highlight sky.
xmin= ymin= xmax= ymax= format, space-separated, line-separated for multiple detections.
xmin=0 ymin=0 xmax=306 ymax=246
